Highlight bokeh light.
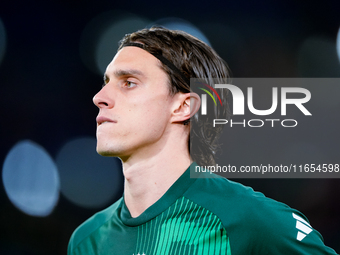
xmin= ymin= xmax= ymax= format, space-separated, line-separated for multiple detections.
xmin=2 ymin=140 xmax=60 ymax=217
xmin=151 ymin=17 xmax=211 ymax=46
xmin=80 ymin=11 xmax=150 ymax=75
xmin=56 ymin=137 xmax=123 ymax=208
xmin=0 ymin=17 xmax=7 ymax=65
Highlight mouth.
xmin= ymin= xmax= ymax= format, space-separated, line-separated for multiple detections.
xmin=96 ymin=116 xmax=116 ymax=126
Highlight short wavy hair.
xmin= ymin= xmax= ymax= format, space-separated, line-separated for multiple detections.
xmin=118 ymin=27 xmax=230 ymax=166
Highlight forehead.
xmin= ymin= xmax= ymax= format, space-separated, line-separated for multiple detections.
xmin=106 ymin=46 xmax=163 ymax=75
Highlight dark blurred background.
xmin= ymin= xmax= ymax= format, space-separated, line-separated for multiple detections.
xmin=0 ymin=0 xmax=339 ymax=254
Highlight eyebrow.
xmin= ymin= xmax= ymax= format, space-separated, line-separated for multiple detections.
xmin=104 ymin=69 xmax=146 ymax=82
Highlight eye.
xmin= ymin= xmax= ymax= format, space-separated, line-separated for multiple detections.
xmin=125 ymin=80 xmax=137 ymax=88
xmin=102 ymin=75 xmax=110 ymax=87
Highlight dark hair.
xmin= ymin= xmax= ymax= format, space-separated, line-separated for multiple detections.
xmin=118 ymin=27 xmax=229 ymax=166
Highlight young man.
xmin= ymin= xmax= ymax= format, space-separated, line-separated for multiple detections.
xmin=68 ymin=27 xmax=338 ymax=254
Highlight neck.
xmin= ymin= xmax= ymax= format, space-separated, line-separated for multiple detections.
xmin=122 ymin=131 xmax=191 ymax=218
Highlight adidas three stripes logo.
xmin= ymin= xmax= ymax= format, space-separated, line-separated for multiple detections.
xmin=292 ymin=213 xmax=313 ymax=241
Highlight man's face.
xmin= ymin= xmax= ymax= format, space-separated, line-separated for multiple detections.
xmin=93 ymin=46 xmax=176 ymax=160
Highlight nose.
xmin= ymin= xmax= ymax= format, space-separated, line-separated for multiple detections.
xmin=93 ymin=86 xmax=113 ymax=108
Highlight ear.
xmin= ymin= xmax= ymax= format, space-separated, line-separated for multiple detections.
xmin=171 ymin=92 xmax=201 ymax=124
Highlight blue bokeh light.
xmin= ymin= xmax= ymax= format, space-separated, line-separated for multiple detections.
xmin=2 ymin=140 xmax=60 ymax=217
xmin=80 ymin=11 xmax=150 ymax=75
xmin=56 ymin=137 xmax=123 ymax=208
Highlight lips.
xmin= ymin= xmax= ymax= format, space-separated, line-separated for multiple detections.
xmin=96 ymin=116 xmax=116 ymax=126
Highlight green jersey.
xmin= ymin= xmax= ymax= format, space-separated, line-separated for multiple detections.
xmin=68 ymin=163 xmax=337 ymax=254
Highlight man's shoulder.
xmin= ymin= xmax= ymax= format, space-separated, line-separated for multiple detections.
xmin=184 ymin=175 xmax=338 ymax=254
xmin=187 ymin=175 xmax=305 ymax=226
xmin=68 ymin=198 xmax=123 ymax=253
xmin=185 ymin=174 xmax=274 ymax=214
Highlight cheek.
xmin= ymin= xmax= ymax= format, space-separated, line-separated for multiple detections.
xmin=126 ymin=92 xmax=173 ymax=125
xmin=131 ymin=105 xmax=168 ymax=133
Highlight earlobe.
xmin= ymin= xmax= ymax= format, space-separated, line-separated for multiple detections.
xmin=171 ymin=92 xmax=201 ymax=124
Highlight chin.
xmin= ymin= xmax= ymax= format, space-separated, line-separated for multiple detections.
xmin=97 ymin=150 xmax=113 ymax=157
xmin=96 ymin=145 xmax=115 ymax=157
xmin=96 ymin=145 xmax=126 ymax=158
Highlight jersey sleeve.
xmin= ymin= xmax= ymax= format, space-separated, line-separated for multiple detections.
xmin=186 ymin=176 xmax=338 ymax=255
xmin=228 ymin=196 xmax=338 ymax=255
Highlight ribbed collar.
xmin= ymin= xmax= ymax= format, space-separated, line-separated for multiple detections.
xmin=120 ymin=162 xmax=198 ymax=227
